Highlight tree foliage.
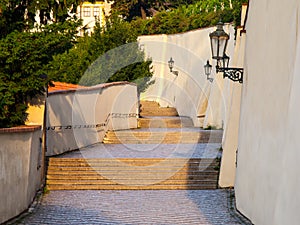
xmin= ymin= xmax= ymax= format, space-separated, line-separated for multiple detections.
xmin=49 ymin=14 xmax=154 ymax=92
xmin=0 ymin=0 xmax=246 ymax=127
xmin=0 ymin=0 xmax=85 ymax=38
xmin=0 ymin=2 xmax=80 ymax=127
xmin=131 ymin=0 xmax=245 ymax=35
xmin=112 ymin=0 xmax=198 ymax=21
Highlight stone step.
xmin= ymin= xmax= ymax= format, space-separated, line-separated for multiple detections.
xmin=140 ymin=100 xmax=160 ymax=108
xmin=104 ymin=130 xmax=221 ymax=136
xmin=48 ymin=158 xmax=219 ymax=163
xmin=47 ymin=166 xmax=218 ymax=172
xmin=47 ymin=174 xmax=218 ymax=180
xmin=140 ymin=108 xmax=178 ymax=117
xmin=48 ymin=161 xmax=219 ymax=167
xmin=138 ymin=117 xmax=194 ymax=128
xmin=47 ymin=171 xmax=219 ymax=176
xmin=47 ymin=179 xmax=217 ymax=185
xmin=46 ymin=184 xmax=217 ymax=190
xmin=102 ymin=140 xmax=219 ymax=144
xmin=48 ymin=158 xmax=218 ymax=164
xmin=48 ymin=163 xmax=219 ymax=172
xmin=103 ymin=131 xmax=223 ymax=144
xmin=46 ymin=181 xmax=219 ymax=190
xmin=139 ymin=101 xmax=179 ymax=117
xmin=47 ymin=158 xmax=220 ymax=166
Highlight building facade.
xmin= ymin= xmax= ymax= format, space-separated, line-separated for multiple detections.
xmin=77 ymin=1 xmax=113 ymax=36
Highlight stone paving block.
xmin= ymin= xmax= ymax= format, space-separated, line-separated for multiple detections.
xmin=16 ymin=190 xmax=245 ymax=225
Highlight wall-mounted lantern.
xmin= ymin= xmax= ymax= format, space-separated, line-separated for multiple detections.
xmin=139 ymin=44 xmax=145 ymax=51
xmin=168 ymin=57 xmax=179 ymax=76
xmin=204 ymin=60 xmax=213 ymax=83
xmin=209 ymin=21 xmax=244 ymax=83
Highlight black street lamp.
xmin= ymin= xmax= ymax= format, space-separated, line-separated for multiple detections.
xmin=204 ymin=60 xmax=213 ymax=83
xmin=209 ymin=22 xmax=244 ymax=83
xmin=168 ymin=57 xmax=179 ymax=76
xmin=209 ymin=21 xmax=230 ymax=60
xmin=168 ymin=57 xmax=174 ymax=72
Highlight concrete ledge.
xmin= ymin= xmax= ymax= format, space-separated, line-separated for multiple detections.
xmin=0 ymin=125 xmax=42 ymax=133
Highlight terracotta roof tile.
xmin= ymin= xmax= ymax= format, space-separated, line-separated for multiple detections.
xmin=48 ymin=81 xmax=136 ymax=96
xmin=48 ymin=82 xmax=84 ymax=93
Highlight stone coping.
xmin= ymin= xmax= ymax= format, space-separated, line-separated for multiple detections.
xmin=48 ymin=81 xmax=136 ymax=96
xmin=0 ymin=125 xmax=42 ymax=134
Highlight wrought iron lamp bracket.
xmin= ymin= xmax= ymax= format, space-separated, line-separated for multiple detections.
xmin=216 ymin=66 xmax=244 ymax=83
xmin=207 ymin=77 xmax=213 ymax=83
xmin=172 ymin=71 xmax=179 ymax=76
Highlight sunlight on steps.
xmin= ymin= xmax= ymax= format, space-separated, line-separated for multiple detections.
xmin=46 ymin=101 xmax=222 ymax=191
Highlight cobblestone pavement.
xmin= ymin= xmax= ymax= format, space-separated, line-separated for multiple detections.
xmin=16 ymin=190 xmax=244 ymax=225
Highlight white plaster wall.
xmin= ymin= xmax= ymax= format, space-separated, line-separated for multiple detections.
xmin=203 ymin=71 xmax=225 ymax=129
xmin=219 ymin=29 xmax=245 ymax=187
xmin=138 ymin=25 xmax=235 ymax=127
xmin=0 ymin=128 xmax=43 ymax=224
xmin=235 ymin=1 xmax=300 ymax=224
xmin=46 ymin=83 xmax=138 ymax=156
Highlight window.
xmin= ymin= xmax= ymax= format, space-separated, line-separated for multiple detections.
xmin=93 ymin=7 xmax=100 ymax=17
xmin=83 ymin=7 xmax=91 ymax=17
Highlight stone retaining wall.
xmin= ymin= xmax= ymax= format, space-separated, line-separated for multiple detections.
xmin=0 ymin=126 xmax=43 ymax=224
xmin=46 ymin=82 xmax=139 ymax=156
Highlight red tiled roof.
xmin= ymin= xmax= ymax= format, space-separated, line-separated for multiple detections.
xmin=48 ymin=81 xmax=137 ymax=95
xmin=48 ymin=82 xmax=84 ymax=93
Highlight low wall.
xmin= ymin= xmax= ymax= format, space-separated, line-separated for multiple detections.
xmin=46 ymin=82 xmax=138 ymax=156
xmin=0 ymin=126 xmax=43 ymax=224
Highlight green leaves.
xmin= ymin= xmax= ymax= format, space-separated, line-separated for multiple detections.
xmin=132 ymin=0 xmax=239 ymax=35
xmin=49 ymin=13 xmax=154 ymax=93
xmin=112 ymin=0 xmax=199 ymax=21
xmin=0 ymin=20 xmax=80 ymax=127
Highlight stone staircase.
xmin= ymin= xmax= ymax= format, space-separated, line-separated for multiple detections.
xmin=103 ymin=101 xmax=222 ymax=144
xmin=46 ymin=101 xmax=222 ymax=190
xmin=46 ymin=158 xmax=220 ymax=190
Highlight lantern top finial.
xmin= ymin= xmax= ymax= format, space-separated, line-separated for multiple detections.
xmin=209 ymin=21 xmax=229 ymax=40
xmin=216 ymin=21 xmax=224 ymax=31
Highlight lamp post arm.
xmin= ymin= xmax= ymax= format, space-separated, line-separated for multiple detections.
xmin=217 ymin=67 xmax=244 ymax=83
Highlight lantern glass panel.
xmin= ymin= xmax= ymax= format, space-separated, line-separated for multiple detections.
xmin=222 ymin=55 xmax=230 ymax=68
xmin=210 ymin=37 xmax=219 ymax=59
xmin=219 ymin=37 xmax=228 ymax=59
xmin=209 ymin=22 xmax=230 ymax=60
